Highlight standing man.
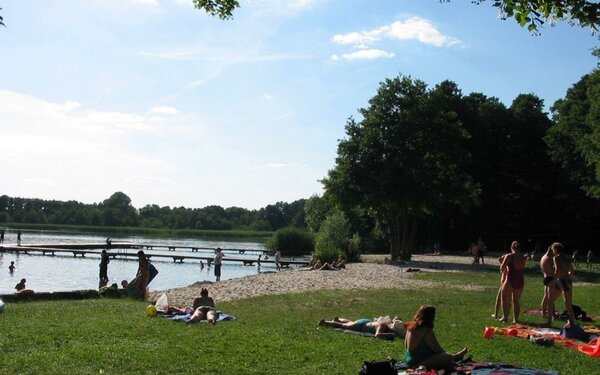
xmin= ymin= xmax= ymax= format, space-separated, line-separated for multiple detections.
xmin=17 ymin=229 xmax=21 ymax=246
xmin=99 ymin=249 xmax=110 ymax=288
xmin=214 ymin=247 xmax=223 ymax=282
xmin=587 ymin=250 xmax=593 ymax=269
xmin=540 ymin=246 xmax=558 ymax=322
xmin=0 ymin=229 xmax=4 ymax=244
xmin=572 ymin=249 xmax=579 ymax=268
xmin=274 ymin=248 xmax=281 ymax=271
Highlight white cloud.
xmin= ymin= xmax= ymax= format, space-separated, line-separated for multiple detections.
xmin=126 ymin=0 xmax=159 ymax=6
xmin=334 ymin=49 xmax=395 ymax=61
xmin=173 ymin=0 xmax=193 ymax=6
xmin=332 ymin=17 xmax=462 ymax=50
xmin=151 ymin=106 xmax=179 ymax=115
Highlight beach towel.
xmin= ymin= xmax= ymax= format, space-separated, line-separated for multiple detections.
xmin=491 ymin=324 xmax=600 ymax=352
xmin=395 ymin=360 xmax=558 ymax=375
xmin=160 ymin=310 xmax=237 ymax=323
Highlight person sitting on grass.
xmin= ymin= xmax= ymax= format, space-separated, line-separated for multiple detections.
xmin=187 ymin=288 xmax=217 ymax=325
xmin=404 ymin=305 xmax=468 ymax=371
xmin=318 ymin=316 xmax=405 ymax=339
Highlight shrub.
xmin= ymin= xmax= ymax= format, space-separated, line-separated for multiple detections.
xmin=315 ymin=210 xmax=351 ymax=254
xmin=313 ymin=242 xmax=341 ymax=264
xmin=346 ymin=233 xmax=361 ymax=262
xmin=266 ymin=227 xmax=314 ymax=256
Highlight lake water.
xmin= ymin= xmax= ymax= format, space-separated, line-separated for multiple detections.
xmin=0 ymin=229 xmax=282 ymax=295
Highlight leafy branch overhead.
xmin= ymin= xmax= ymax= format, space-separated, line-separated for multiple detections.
xmin=192 ymin=0 xmax=240 ymax=20
xmin=190 ymin=0 xmax=600 ymax=32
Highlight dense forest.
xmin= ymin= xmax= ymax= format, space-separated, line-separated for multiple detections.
xmin=3 ymin=66 xmax=600 ymax=257
xmin=0 ymin=192 xmax=306 ymax=232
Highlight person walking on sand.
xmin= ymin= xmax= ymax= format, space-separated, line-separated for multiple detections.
xmin=214 ymin=247 xmax=223 ymax=282
xmin=17 ymin=229 xmax=21 ymax=246
xmin=498 ymin=241 xmax=526 ymax=324
xmin=274 ymin=248 xmax=281 ymax=271
xmin=99 ymin=249 xmax=110 ymax=288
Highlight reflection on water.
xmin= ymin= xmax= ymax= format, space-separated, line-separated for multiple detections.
xmin=0 ymin=229 xmax=275 ymax=295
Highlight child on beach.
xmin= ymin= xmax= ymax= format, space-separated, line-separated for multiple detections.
xmin=8 ymin=261 xmax=15 ymax=273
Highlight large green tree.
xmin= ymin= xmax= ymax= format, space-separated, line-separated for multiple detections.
xmin=546 ymin=69 xmax=600 ymax=198
xmin=192 ymin=0 xmax=600 ymax=32
xmin=323 ymin=76 xmax=479 ymax=260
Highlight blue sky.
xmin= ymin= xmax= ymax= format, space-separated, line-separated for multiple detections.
xmin=0 ymin=0 xmax=597 ymax=210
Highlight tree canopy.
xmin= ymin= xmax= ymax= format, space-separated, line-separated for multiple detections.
xmin=191 ymin=0 xmax=600 ymax=32
xmin=323 ymin=76 xmax=479 ymax=260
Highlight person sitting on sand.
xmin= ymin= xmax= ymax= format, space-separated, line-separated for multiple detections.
xmin=310 ymin=259 xmax=338 ymax=271
xmin=187 ymin=288 xmax=218 ymax=325
xmin=404 ymin=305 xmax=468 ymax=371
xmin=318 ymin=316 xmax=405 ymax=339
xmin=332 ymin=255 xmax=346 ymax=269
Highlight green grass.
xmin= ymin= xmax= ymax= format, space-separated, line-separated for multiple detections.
xmin=1 ymin=269 xmax=598 ymax=374
xmin=2 ymin=222 xmax=272 ymax=240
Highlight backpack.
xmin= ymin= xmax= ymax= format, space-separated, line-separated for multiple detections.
xmin=358 ymin=359 xmax=397 ymax=375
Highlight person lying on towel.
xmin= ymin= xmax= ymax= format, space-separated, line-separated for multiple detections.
xmin=318 ymin=316 xmax=405 ymax=339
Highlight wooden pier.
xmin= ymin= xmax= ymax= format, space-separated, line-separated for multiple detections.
xmin=0 ymin=243 xmax=308 ymax=268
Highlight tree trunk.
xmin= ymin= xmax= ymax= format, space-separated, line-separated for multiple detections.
xmin=389 ymin=216 xmax=402 ymax=261
xmin=399 ymin=213 xmax=418 ymax=261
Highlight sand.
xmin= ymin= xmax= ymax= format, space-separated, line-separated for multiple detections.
xmin=149 ymin=253 xmax=495 ymax=307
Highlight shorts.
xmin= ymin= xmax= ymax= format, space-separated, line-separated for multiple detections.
xmin=543 ymin=276 xmax=555 ymax=286
xmin=557 ymin=278 xmax=572 ymax=292
xmin=214 ymin=264 xmax=222 ymax=277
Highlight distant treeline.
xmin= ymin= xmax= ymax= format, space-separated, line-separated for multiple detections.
xmin=0 ymin=192 xmax=306 ymax=232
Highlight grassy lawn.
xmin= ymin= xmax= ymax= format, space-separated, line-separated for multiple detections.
xmin=0 ymin=267 xmax=598 ymax=374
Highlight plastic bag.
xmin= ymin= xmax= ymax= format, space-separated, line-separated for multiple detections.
xmin=155 ymin=293 xmax=169 ymax=313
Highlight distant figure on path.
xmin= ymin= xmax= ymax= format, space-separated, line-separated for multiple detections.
xmin=17 ymin=229 xmax=21 ymax=246
xmin=477 ymin=237 xmax=486 ymax=264
xmin=9 ymin=261 xmax=15 ymax=273
xmin=106 ymin=237 xmax=112 ymax=248
xmin=274 ymin=248 xmax=281 ymax=271
xmin=587 ymin=250 xmax=593 ymax=269
xmin=99 ymin=249 xmax=110 ymax=288
xmin=214 ymin=247 xmax=223 ymax=282
xmin=0 ymin=229 xmax=5 ymax=244
xmin=572 ymin=249 xmax=579 ymax=268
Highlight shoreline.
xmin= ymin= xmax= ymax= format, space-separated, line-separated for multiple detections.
xmin=150 ymin=254 xmax=492 ymax=307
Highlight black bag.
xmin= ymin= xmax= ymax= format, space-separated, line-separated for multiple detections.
xmin=358 ymin=359 xmax=397 ymax=375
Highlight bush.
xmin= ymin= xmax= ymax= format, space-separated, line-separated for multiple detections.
xmin=346 ymin=233 xmax=361 ymax=262
xmin=315 ymin=210 xmax=350 ymax=253
xmin=266 ymin=227 xmax=314 ymax=256
xmin=313 ymin=242 xmax=341 ymax=264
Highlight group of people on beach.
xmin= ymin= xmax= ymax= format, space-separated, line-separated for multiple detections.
xmin=491 ymin=241 xmax=576 ymax=328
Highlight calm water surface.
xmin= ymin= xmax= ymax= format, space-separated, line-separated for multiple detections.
xmin=0 ymin=229 xmax=280 ymax=294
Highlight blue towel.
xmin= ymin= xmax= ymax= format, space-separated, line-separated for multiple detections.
xmin=160 ymin=310 xmax=237 ymax=323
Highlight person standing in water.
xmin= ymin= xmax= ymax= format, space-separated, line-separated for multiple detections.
xmin=214 ymin=247 xmax=223 ymax=282
xmin=99 ymin=249 xmax=110 ymax=288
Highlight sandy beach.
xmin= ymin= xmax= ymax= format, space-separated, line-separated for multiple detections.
xmin=150 ymin=254 xmax=494 ymax=307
